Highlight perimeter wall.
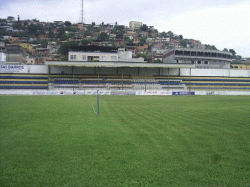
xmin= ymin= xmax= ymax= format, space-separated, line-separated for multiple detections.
xmin=1 ymin=90 xmax=250 ymax=96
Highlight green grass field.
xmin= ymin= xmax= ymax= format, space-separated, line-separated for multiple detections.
xmin=1 ymin=95 xmax=250 ymax=187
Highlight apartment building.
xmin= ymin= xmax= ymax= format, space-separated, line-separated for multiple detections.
xmin=129 ymin=21 xmax=142 ymax=31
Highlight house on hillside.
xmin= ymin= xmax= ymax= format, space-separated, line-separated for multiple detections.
xmin=68 ymin=46 xmax=144 ymax=62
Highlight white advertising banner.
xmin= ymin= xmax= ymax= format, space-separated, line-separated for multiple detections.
xmin=195 ymin=91 xmax=250 ymax=95
xmin=0 ymin=90 xmax=33 ymax=95
xmin=85 ymin=90 xmax=111 ymax=95
xmin=0 ymin=65 xmax=25 ymax=73
xmin=1 ymin=89 xmax=249 ymax=96
xmin=0 ymin=65 xmax=48 ymax=74
xmin=136 ymin=90 xmax=172 ymax=95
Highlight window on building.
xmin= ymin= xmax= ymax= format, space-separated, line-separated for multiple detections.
xmin=111 ymin=56 xmax=117 ymax=61
xmin=70 ymin=55 xmax=76 ymax=60
xmin=198 ymin=61 xmax=201 ymax=64
xmin=101 ymin=56 xmax=106 ymax=61
xmin=204 ymin=61 xmax=208 ymax=64
xmin=82 ymin=55 xmax=86 ymax=61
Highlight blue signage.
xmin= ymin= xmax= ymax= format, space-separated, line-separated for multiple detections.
xmin=172 ymin=91 xmax=195 ymax=95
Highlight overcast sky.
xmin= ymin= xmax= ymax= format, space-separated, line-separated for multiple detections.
xmin=1 ymin=0 xmax=250 ymax=57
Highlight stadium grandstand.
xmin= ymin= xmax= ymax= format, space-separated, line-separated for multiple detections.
xmin=0 ymin=46 xmax=250 ymax=94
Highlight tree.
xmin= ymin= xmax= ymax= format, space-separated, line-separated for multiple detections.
xmin=92 ymin=22 xmax=95 ymax=26
xmin=64 ymin=21 xmax=72 ymax=27
xmin=0 ymin=28 xmax=8 ymax=36
xmin=58 ymin=41 xmax=78 ymax=55
xmin=180 ymin=39 xmax=188 ymax=48
xmin=223 ymin=48 xmax=228 ymax=52
xmin=159 ymin=31 xmax=167 ymax=38
xmin=115 ymin=25 xmax=125 ymax=35
xmin=167 ymin=31 xmax=174 ymax=38
xmin=120 ymin=43 xmax=127 ymax=48
xmin=68 ymin=26 xmax=78 ymax=32
xmin=124 ymin=36 xmax=133 ymax=43
xmin=229 ymin=49 xmax=236 ymax=57
xmin=137 ymin=52 xmax=149 ymax=59
xmin=28 ymin=24 xmax=38 ymax=35
xmin=56 ymin=27 xmax=66 ymax=39
xmin=141 ymin=24 xmax=148 ymax=32
xmin=38 ymin=40 xmax=48 ymax=48
xmin=210 ymin=45 xmax=217 ymax=50
xmin=139 ymin=37 xmax=147 ymax=45
xmin=154 ymin=59 xmax=162 ymax=63
xmin=98 ymin=32 xmax=109 ymax=41
xmin=204 ymin=44 xmax=217 ymax=50
xmin=179 ymin=35 xmax=183 ymax=40
xmin=236 ymin=55 xmax=242 ymax=59
xmin=48 ymin=31 xmax=55 ymax=39
xmin=60 ymin=34 xmax=69 ymax=41
xmin=81 ymin=39 xmax=92 ymax=46
xmin=83 ymin=30 xmax=92 ymax=37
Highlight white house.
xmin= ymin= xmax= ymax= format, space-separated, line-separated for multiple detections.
xmin=68 ymin=48 xmax=144 ymax=62
xmin=68 ymin=51 xmax=118 ymax=62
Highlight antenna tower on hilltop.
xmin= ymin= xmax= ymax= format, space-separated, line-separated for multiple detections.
xmin=81 ymin=0 xmax=85 ymax=24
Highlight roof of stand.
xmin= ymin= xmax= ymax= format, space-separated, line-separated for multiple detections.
xmin=45 ymin=61 xmax=195 ymax=69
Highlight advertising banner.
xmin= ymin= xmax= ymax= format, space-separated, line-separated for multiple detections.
xmin=136 ymin=90 xmax=172 ymax=95
xmin=110 ymin=90 xmax=136 ymax=95
xmin=85 ymin=90 xmax=111 ymax=95
xmin=98 ymin=90 xmax=111 ymax=95
xmin=33 ymin=91 xmax=60 ymax=95
xmin=172 ymin=91 xmax=195 ymax=95
xmin=0 ymin=65 xmax=25 ymax=73
xmin=0 ymin=90 xmax=33 ymax=95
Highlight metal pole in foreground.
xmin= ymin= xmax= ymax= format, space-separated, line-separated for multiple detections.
xmin=97 ymin=89 xmax=99 ymax=116
xmin=189 ymin=68 xmax=191 ymax=92
xmin=92 ymin=89 xmax=99 ymax=116
xmin=73 ymin=66 xmax=75 ymax=91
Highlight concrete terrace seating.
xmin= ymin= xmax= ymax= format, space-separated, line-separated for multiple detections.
xmin=172 ymin=76 xmax=250 ymax=90
xmin=48 ymin=74 xmax=188 ymax=90
xmin=49 ymin=76 xmax=80 ymax=90
xmin=153 ymin=76 xmax=186 ymax=90
xmin=0 ymin=74 xmax=48 ymax=89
